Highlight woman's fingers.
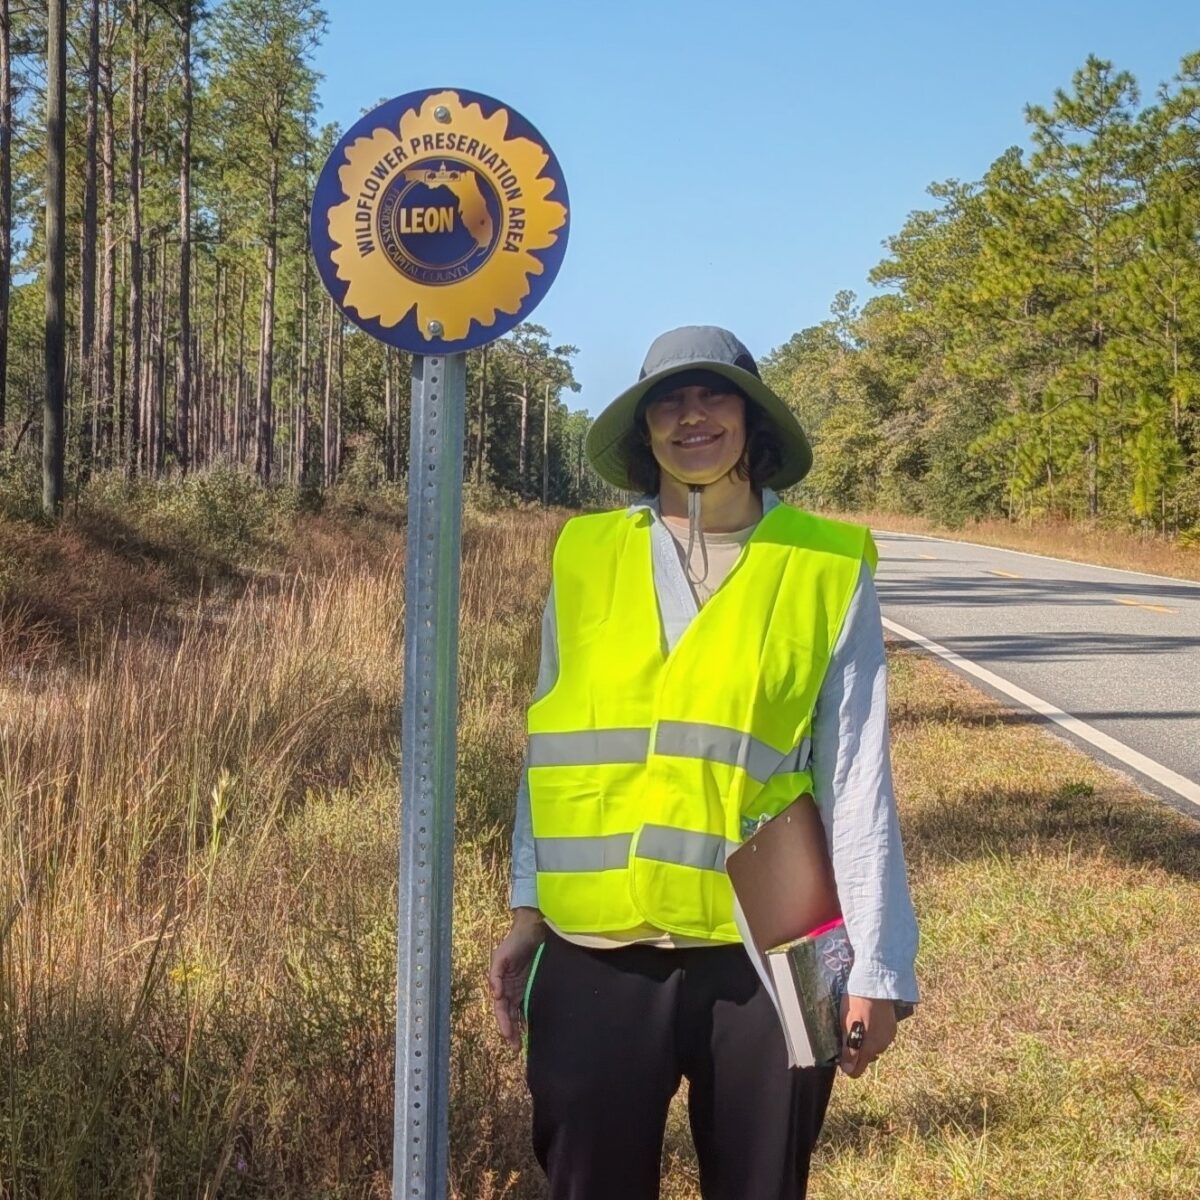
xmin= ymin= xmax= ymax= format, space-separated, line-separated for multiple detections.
xmin=493 ymin=992 xmax=519 ymax=1046
xmin=839 ymin=996 xmax=897 ymax=1077
xmin=488 ymin=960 xmax=526 ymax=1046
xmin=487 ymin=943 xmax=512 ymax=999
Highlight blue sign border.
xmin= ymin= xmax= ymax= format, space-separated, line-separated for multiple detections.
xmin=311 ymin=87 xmax=570 ymax=356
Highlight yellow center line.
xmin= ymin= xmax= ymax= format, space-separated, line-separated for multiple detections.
xmin=919 ymin=554 xmax=937 ymax=560
xmin=987 ymin=569 xmax=1022 ymax=579
xmin=1115 ymin=598 xmax=1176 ymax=615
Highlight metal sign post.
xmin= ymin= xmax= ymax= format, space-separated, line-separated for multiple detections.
xmin=394 ymin=352 xmax=466 ymax=1198
xmin=311 ymin=87 xmax=568 ymax=1200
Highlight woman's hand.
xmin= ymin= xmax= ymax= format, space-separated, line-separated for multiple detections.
xmin=488 ymin=907 xmax=547 ymax=1048
xmin=838 ymin=995 xmax=898 ymax=1078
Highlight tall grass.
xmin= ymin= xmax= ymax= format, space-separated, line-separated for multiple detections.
xmin=0 ymin=495 xmax=562 ymax=1198
xmin=0 ymin=528 xmax=410 ymax=1195
xmin=828 ymin=507 xmax=1200 ymax=582
xmin=1 ymin=494 xmax=1197 ymax=1198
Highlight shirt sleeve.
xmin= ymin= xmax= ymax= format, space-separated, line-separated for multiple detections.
xmin=813 ymin=562 xmax=920 ymax=1004
xmin=510 ymin=582 xmax=558 ymax=911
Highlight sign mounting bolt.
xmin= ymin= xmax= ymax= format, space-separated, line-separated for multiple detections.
xmin=434 ymin=105 xmax=451 ymax=124
xmin=427 ymin=319 xmax=444 ymax=337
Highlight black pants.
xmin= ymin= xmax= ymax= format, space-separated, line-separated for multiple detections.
xmin=525 ymin=930 xmax=836 ymax=1200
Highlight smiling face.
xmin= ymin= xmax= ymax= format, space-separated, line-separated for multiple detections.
xmin=644 ymin=381 xmax=747 ymax=487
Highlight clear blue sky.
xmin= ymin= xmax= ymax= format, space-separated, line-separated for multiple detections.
xmin=314 ymin=0 xmax=1199 ymax=416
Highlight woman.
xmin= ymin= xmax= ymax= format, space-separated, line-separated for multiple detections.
xmin=489 ymin=326 xmax=919 ymax=1199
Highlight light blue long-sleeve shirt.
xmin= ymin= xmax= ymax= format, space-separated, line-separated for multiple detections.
xmin=509 ymin=489 xmax=920 ymax=1003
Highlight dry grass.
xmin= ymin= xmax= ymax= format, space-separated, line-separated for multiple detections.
xmin=827 ymin=509 xmax=1200 ymax=583
xmin=0 ymin=496 xmax=1197 ymax=1198
xmin=806 ymin=648 xmax=1200 ymax=1199
xmin=0 ymin=552 xmax=408 ymax=1196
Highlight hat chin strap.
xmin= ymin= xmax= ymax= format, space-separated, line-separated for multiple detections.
xmin=684 ymin=484 xmax=711 ymax=589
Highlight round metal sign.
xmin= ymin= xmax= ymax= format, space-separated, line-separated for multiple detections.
xmin=311 ymin=87 xmax=570 ymax=355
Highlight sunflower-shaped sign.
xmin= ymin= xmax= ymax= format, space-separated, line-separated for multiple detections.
xmin=312 ymin=88 xmax=569 ymax=354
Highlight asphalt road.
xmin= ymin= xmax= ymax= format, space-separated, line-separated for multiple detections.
xmin=872 ymin=531 xmax=1200 ymax=813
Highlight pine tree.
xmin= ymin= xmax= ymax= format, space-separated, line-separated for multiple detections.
xmin=211 ymin=0 xmax=324 ymax=484
xmin=43 ymin=0 xmax=67 ymax=514
xmin=0 ymin=0 xmax=11 ymax=448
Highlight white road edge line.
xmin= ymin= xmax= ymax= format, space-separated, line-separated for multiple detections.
xmin=881 ymin=616 xmax=1200 ymax=810
xmin=872 ymin=528 xmax=1200 ymax=590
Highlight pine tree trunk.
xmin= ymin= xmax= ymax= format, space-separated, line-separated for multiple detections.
xmin=256 ymin=153 xmax=280 ymax=483
xmin=98 ymin=2 xmax=115 ymax=465
xmin=519 ymin=383 xmax=528 ymax=488
xmin=209 ymin=261 xmax=219 ymax=464
xmin=297 ymin=131 xmax=313 ymax=488
xmin=1088 ymin=322 xmax=1100 ymax=520
xmin=297 ymin=392 xmax=307 ymax=485
xmin=335 ymin=316 xmax=344 ymax=480
xmin=254 ymin=277 xmax=267 ymax=466
xmin=0 ymin=0 xmax=12 ymax=449
xmin=176 ymin=0 xmax=193 ymax=473
xmin=397 ymin=353 xmax=409 ymax=479
xmin=79 ymin=0 xmax=100 ymax=466
xmin=44 ymin=0 xmax=67 ymax=515
xmin=234 ymin=268 xmax=247 ymax=464
xmin=215 ymin=262 xmax=226 ymax=460
xmin=475 ymin=342 xmax=487 ymax=483
xmin=542 ymin=380 xmax=550 ymax=505
xmin=286 ymin=369 xmax=295 ymax=482
xmin=155 ymin=234 xmax=167 ymax=474
xmin=322 ymin=299 xmax=334 ymax=487
xmin=117 ymin=240 xmax=127 ymax=462
xmin=1171 ymin=321 xmax=1181 ymax=434
xmin=140 ymin=243 xmax=155 ymax=476
xmin=298 ymin=234 xmax=309 ymax=487
xmin=1087 ymin=429 xmax=1098 ymax=519
xmin=126 ymin=0 xmax=144 ymax=477
xmin=384 ymin=354 xmax=393 ymax=483
xmin=398 ymin=350 xmax=408 ymax=477
xmin=193 ymin=266 xmax=205 ymax=470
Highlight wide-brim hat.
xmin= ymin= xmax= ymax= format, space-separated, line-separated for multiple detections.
xmin=585 ymin=326 xmax=813 ymax=492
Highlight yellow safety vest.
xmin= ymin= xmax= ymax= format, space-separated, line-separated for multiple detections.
xmin=527 ymin=501 xmax=876 ymax=943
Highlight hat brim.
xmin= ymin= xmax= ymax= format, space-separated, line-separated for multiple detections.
xmin=585 ymin=361 xmax=812 ymax=492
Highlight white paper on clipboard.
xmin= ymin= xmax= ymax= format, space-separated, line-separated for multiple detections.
xmin=733 ymin=894 xmax=802 ymax=1068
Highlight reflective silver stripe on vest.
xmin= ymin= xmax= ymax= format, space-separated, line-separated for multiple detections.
xmin=634 ymin=825 xmax=736 ymax=873
xmin=527 ymin=728 xmax=651 ymax=767
xmin=776 ymin=736 xmax=812 ymax=776
xmin=535 ymin=832 xmax=633 ymax=872
xmin=654 ymin=721 xmax=810 ymax=785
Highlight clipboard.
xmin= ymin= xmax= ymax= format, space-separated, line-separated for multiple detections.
xmin=725 ymin=795 xmax=841 ymax=953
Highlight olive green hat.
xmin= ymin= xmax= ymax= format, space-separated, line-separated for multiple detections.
xmin=584 ymin=325 xmax=813 ymax=492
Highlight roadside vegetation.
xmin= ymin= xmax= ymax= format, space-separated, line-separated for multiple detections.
xmin=0 ymin=476 xmax=1196 ymax=1198
xmin=824 ymin=507 xmax=1200 ymax=583
xmin=763 ymin=56 xmax=1200 ymax=543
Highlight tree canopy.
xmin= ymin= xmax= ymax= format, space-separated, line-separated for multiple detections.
xmin=766 ymin=53 xmax=1200 ymax=534
xmin=0 ymin=0 xmax=611 ymax=514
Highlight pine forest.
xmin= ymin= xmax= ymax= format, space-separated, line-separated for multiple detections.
xmin=1 ymin=0 xmax=604 ymax=518
xmin=2 ymin=19 xmax=1200 ymax=530
xmin=765 ymin=54 xmax=1200 ymax=536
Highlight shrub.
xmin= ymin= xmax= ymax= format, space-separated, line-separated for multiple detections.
xmin=0 ymin=452 xmax=43 ymax=521
xmin=82 ymin=466 xmax=297 ymax=566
